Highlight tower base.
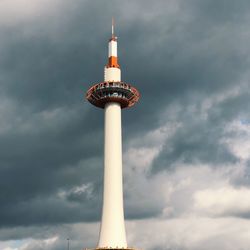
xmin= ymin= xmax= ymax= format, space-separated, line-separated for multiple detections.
xmin=85 ymin=248 xmax=139 ymax=250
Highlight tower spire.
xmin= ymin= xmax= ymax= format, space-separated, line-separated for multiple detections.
xmin=107 ymin=18 xmax=119 ymax=69
xmin=112 ymin=17 xmax=114 ymax=38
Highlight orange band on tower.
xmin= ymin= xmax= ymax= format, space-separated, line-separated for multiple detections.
xmin=107 ymin=56 xmax=120 ymax=68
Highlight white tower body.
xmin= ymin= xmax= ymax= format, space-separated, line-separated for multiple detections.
xmin=86 ymin=20 xmax=140 ymax=250
xmin=98 ymin=39 xmax=127 ymax=247
xmin=104 ymin=67 xmax=121 ymax=82
xmin=108 ymin=41 xmax=117 ymax=57
xmin=98 ymin=101 xmax=127 ymax=248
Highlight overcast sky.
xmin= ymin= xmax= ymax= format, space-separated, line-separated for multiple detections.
xmin=0 ymin=0 xmax=250 ymax=250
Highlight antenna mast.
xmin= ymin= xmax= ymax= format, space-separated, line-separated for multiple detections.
xmin=112 ymin=17 xmax=115 ymax=38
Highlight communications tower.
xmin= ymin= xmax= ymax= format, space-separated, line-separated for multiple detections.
xmin=86 ymin=20 xmax=140 ymax=249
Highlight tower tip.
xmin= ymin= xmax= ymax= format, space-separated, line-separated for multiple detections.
xmin=112 ymin=17 xmax=115 ymax=38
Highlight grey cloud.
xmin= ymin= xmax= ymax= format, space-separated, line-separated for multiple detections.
xmin=151 ymin=92 xmax=247 ymax=172
xmin=0 ymin=1 xmax=250 ymax=250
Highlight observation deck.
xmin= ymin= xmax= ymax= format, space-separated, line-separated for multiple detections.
xmin=86 ymin=81 xmax=140 ymax=109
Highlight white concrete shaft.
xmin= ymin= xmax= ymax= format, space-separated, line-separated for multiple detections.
xmin=98 ymin=102 xmax=127 ymax=248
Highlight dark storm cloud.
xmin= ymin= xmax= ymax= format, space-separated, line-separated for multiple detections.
xmin=0 ymin=0 xmax=110 ymax=227
xmin=0 ymin=0 xmax=250 ymax=242
xmin=122 ymin=0 xmax=250 ymax=138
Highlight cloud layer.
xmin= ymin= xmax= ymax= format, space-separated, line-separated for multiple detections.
xmin=0 ymin=0 xmax=250 ymax=250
